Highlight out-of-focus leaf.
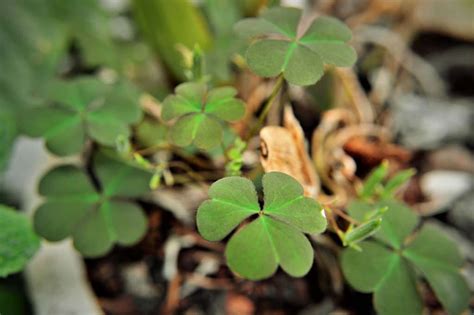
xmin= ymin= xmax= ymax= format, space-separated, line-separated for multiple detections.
xmin=19 ymin=77 xmax=143 ymax=156
xmin=342 ymin=203 xmax=469 ymax=315
xmin=347 ymin=199 xmax=419 ymax=249
xmin=132 ymin=0 xmax=212 ymax=80
xmin=404 ymin=224 xmax=470 ymax=315
xmin=0 ymin=205 xmax=40 ymax=277
xmin=33 ymin=152 xmax=151 ymax=257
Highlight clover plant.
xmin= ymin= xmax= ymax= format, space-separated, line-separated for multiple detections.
xmin=0 ymin=205 xmax=40 ymax=277
xmin=235 ymin=6 xmax=356 ymax=86
xmin=33 ymin=151 xmax=151 ymax=257
xmin=161 ymin=82 xmax=245 ymax=150
xmin=341 ymin=199 xmax=470 ymax=315
xmin=20 ymin=77 xmax=142 ymax=156
xmin=196 ymin=172 xmax=327 ymax=280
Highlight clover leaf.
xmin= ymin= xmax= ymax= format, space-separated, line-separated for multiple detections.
xmin=341 ymin=200 xmax=470 ymax=315
xmin=161 ymin=82 xmax=245 ymax=150
xmin=33 ymin=152 xmax=151 ymax=257
xmin=20 ymin=77 xmax=143 ymax=156
xmin=196 ymin=172 xmax=327 ymax=280
xmin=0 ymin=205 xmax=40 ymax=277
xmin=234 ymin=6 xmax=356 ymax=86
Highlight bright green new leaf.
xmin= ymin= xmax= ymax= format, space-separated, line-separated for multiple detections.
xmin=20 ymin=77 xmax=143 ymax=156
xmin=161 ymin=82 xmax=245 ymax=150
xmin=342 ymin=204 xmax=470 ymax=315
xmin=235 ymin=6 xmax=356 ymax=86
xmin=358 ymin=161 xmax=389 ymax=200
xmin=0 ymin=205 xmax=40 ymax=277
xmin=347 ymin=199 xmax=419 ymax=249
xmin=196 ymin=172 xmax=326 ymax=280
xmin=33 ymin=152 xmax=151 ymax=257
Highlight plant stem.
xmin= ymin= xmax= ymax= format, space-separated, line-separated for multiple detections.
xmin=245 ymin=74 xmax=284 ymax=140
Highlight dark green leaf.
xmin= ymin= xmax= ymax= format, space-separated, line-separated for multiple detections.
xmin=341 ymin=241 xmax=397 ymax=292
xmin=404 ymin=224 xmax=470 ymax=315
xmin=0 ymin=205 xmax=40 ymax=277
xmin=34 ymin=153 xmax=150 ymax=257
xmin=197 ymin=177 xmax=259 ymax=241
xmin=197 ymin=172 xmax=326 ymax=280
xmin=235 ymin=7 xmax=356 ymax=85
xmin=20 ymin=77 xmax=143 ymax=155
xmin=374 ymin=258 xmax=423 ymax=315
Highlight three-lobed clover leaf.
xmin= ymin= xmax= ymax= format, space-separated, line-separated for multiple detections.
xmin=33 ymin=151 xmax=151 ymax=257
xmin=20 ymin=77 xmax=143 ymax=156
xmin=0 ymin=205 xmax=40 ymax=277
xmin=341 ymin=200 xmax=470 ymax=315
xmin=161 ymin=82 xmax=245 ymax=150
xmin=234 ymin=6 xmax=356 ymax=86
xmin=196 ymin=172 xmax=327 ymax=280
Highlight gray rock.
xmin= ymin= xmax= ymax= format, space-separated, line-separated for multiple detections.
xmin=448 ymin=190 xmax=474 ymax=240
xmin=392 ymin=95 xmax=474 ymax=150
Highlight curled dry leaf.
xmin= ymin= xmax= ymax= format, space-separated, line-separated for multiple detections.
xmin=260 ymin=106 xmax=320 ymax=198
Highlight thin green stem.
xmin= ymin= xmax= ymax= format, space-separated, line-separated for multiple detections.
xmin=245 ymin=74 xmax=285 ymax=140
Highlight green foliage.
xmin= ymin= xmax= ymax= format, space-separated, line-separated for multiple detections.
xmin=225 ymin=137 xmax=247 ymax=176
xmin=0 ymin=109 xmax=16 ymax=171
xmin=341 ymin=200 xmax=470 ymax=315
xmin=162 ymin=82 xmax=245 ymax=150
xmin=133 ymin=0 xmax=212 ymax=80
xmin=234 ymin=6 xmax=356 ymax=86
xmin=0 ymin=205 xmax=40 ymax=277
xmin=358 ymin=162 xmax=416 ymax=201
xmin=33 ymin=152 xmax=151 ymax=257
xmin=135 ymin=118 xmax=168 ymax=149
xmin=20 ymin=77 xmax=143 ymax=156
xmin=196 ymin=172 xmax=327 ymax=280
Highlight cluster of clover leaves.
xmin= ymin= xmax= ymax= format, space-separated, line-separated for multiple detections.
xmin=16 ymin=75 xmax=153 ymax=257
xmin=234 ymin=6 xmax=356 ymax=86
xmin=341 ymin=199 xmax=470 ymax=315
xmin=197 ymin=172 xmax=327 ymax=280
xmin=20 ymin=77 xmax=142 ymax=156
xmin=34 ymin=151 xmax=152 ymax=257
xmin=161 ymin=82 xmax=245 ymax=150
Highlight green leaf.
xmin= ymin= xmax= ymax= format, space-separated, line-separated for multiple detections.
xmin=162 ymin=82 xmax=245 ymax=150
xmin=235 ymin=7 xmax=356 ymax=86
xmin=197 ymin=177 xmax=259 ymax=241
xmin=341 ymin=241 xmax=397 ymax=292
xmin=404 ymin=224 xmax=470 ymax=315
xmin=0 ymin=205 xmax=40 ymax=277
xmin=234 ymin=7 xmax=300 ymax=39
xmin=133 ymin=0 xmax=212 ymax=80
xmin=225 ymin=216 xmax=278 ymax=280
xmin=374 ymin=257 xmax=423 ymax=315
xmin=381 ymin=168 xmax=416 ymax=198
xmin=358 ymin=161 xmax=389 ymax=200
xmin=135 ymin=118 xmax=168 ymax=148
xmin=262 ymin=172 xmax=326 ymax=234
xmin=300 ymin=16 xmax=356 ymax=66
xmin=20 ymin=77 xmax=143 ymax=156
xmin=34 ymin=152 xmax=151 ymax=257
xmin=347 ymin=199 xmax=419 ymax=249
xmin=197 ymin=172 xmax=326 ymax=280
xmin=342 ymin=218 xmax=382 ymax=247
xmin=0 ymin=108 xmax=17 ymax=171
